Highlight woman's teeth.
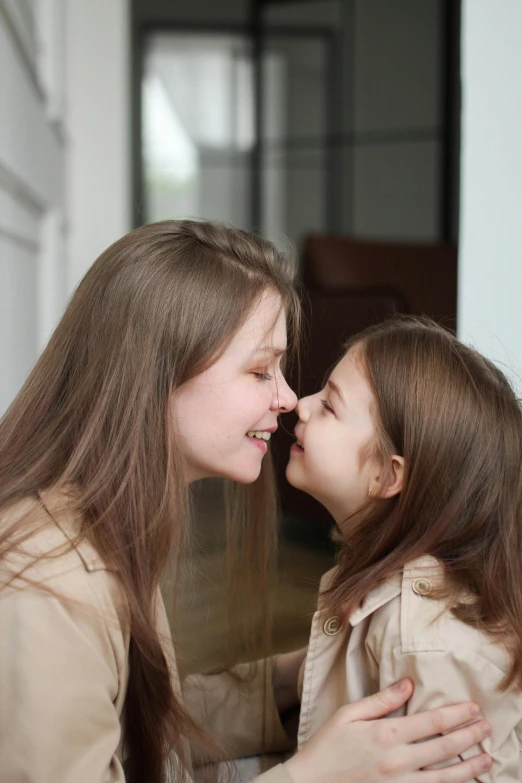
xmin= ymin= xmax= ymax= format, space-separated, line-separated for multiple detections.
xmin=295 ymin=438 xmax=304 ymax=449
xmin=247 ymin=430 xmax=271 ymax=441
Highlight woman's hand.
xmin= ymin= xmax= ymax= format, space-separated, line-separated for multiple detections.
xmin=272 ymin=647 xmax=307 ymax=714
xmin=283 ymin=679 xmax=492 ymax=783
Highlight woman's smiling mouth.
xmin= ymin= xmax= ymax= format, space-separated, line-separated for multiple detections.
xmin=246 ymin=430 xmax=272 ymax=441
xmin=246 ymin=430 xmax=273 ymax=453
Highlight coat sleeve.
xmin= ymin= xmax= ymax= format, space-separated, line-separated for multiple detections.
xmin=182 ymin=659 xmax=294 ymax=766
xmin=366 ymin=604 xmax=521 ymax=782
xmin=0 ymin=586 xmax=126 ymax=783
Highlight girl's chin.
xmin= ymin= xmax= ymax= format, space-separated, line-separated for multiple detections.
xmin=285 ymin=464 xmax=307 ymax=492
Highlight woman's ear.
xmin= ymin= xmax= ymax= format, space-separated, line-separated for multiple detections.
xmin=371 ymin=455 xmax=404 ymax=500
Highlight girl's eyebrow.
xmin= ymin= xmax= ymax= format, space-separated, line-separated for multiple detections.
xmin=327 ymin=378 xmax=346 ymax=406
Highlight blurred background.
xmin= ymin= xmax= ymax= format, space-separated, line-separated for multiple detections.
xmin=1 ymin=0 xmax=522 ymax=671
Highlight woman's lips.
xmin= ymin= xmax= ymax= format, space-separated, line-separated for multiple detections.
xmin=246 ymin=435 xmax=268 ymax=453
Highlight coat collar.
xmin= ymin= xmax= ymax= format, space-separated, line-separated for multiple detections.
xmin=318 ymin=566 xmax=402 ymax=626
xmin=348 ymin=574 xmax=403 ymax=626
xmin=318 ymin=556 xmax=443 ymax=627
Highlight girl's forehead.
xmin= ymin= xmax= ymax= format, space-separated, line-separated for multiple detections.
xmin=336 ymin=346 xmax=363 ymax=375
xmin=332 ymin=349 xmax=372 ymax=397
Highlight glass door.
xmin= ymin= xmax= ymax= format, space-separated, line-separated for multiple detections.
xmin=142 ymin=32 xmax=254 ymax=229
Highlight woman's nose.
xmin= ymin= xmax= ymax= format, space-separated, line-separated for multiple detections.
xmin=272 ymin=375 xmax=298 ymax=413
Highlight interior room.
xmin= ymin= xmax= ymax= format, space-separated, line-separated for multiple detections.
xmin=2 ymin=0 xmax=522 ymax=677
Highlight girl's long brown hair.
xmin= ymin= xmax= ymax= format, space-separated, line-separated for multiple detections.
xmin=0 ymin=220 xmax=300 ymax=782
xmin=325 ymin=317 xmax=522 ymax=689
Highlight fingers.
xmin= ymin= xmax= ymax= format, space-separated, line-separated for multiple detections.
xmin=388 ymin=702 xmax=484 ymax=744
xmin=340 ymin=679 xmax=414 ymax=722
xmin=406 ymin=719 xmax=491 ymax=771
xmin=411 ymin=753 xmax=493 ymax=783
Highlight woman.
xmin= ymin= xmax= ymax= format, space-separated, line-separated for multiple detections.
xmin=0 ymin=220 xmax=491 ymax=782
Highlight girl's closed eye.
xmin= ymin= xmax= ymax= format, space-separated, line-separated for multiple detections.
xmin=253 ymin=371 xmax=273 ymax=381
xmin=321 ymin=398 xmax=334 ymax=414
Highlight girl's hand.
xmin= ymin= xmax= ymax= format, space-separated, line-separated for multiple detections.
xmin=272 ymin=647 xmax=307 ymax=714
xmin=283 ymin=679 xmax=492 ymax=783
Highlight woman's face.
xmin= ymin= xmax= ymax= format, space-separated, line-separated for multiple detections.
xmin=171 ymin=289 xmax=297 ymax=484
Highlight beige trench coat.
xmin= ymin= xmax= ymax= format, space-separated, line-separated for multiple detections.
xmin=0 ymin=489 xmax=292 ymax=783
xmin=297 ymin=562 xmax=522 ymax=782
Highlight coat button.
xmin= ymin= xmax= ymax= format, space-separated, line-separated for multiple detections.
xmin=323 ymin=616 xmax=342 ymax=635
xmin=412 ymin=577 xmax=433 ymax=596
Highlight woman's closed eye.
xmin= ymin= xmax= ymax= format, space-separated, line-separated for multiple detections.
xmin=321 ymin=398 xmax=334 ymax=414
xmin=253 ymin=371 xmax=273 ymax=381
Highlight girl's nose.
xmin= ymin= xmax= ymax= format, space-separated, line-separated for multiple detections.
xmin=295 ymin=395 xmax=312 ymax=421
xmin=272 ymin=375 xmax=298 ymax=413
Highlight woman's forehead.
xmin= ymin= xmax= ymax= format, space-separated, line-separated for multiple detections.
xmin=229 ymin=291 xmax=287 ymax=353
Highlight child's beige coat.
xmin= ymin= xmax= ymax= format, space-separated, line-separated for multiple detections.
xmin=297 ymin=560 xmax=522 ymax=782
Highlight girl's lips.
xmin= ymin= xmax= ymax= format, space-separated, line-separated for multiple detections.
xmin=290 ymin=443 xmax=304 ymax=454
xmin=246 ymin=435 xmax=268 ymax=453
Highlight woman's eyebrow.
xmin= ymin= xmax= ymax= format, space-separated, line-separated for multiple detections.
xmin=255 ymin=346 xmax=287 ymax=357
xmin=327 ymin=379 xmax=346 ymax=406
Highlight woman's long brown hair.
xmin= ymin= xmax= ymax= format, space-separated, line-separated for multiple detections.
xmin=325 ymin=317 xmax=522 ymax=689
xmin=0 ymin=220 xmax=300 ymax=782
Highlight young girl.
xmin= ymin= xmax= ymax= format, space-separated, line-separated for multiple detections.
xmin=287 ymin=317 xmax=522 ymax=782
xmin=0 ymin=222 xmax=491 ymax=783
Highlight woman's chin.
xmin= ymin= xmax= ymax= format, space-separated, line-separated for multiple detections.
xmin=227 ymin=463 xmax=263 ymax=485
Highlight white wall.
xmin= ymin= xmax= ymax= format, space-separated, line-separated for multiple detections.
xmin=65 ymin=0 xmax=131 ymax=290
xmin=0 ymin=0 xmax=67 ymax=413
xmin=458 ymin=0 xmax=522 ymax=390
xmin=0 ymin=0 xmax=132 ymax=414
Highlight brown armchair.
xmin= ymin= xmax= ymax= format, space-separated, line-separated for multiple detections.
xmin=302 ymin=234 xmax=458 ymax=331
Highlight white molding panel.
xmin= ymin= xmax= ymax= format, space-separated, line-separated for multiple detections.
xmin=0 ymin=1 xmax=66 ymax=413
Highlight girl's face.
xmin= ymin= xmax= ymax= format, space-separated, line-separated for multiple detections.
xmin=171 ymin=289 xmax=297 ymax=484
xmin=286 ymin=348 xmax=380 ymax=523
